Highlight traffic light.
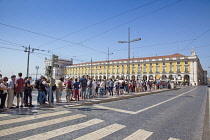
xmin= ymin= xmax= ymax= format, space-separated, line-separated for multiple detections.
xmin=52 ymin=54 xmax=59 ymax=67
xmin=45 ymin=66 xmax=52 ymax=76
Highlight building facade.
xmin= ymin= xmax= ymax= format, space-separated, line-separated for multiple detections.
xmin=64 ymin=50 xmax=205 ymax=85
xmin=44 ymin=57 xmax=73 ymax=80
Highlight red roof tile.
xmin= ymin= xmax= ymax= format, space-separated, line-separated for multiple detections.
xmin=72 ymin=53 xmax=186 ymax=66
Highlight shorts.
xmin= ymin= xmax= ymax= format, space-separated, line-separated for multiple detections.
xmin=16 ymin=91 xmax=23 ymax=98
xmin=66 ymin=89 xmax=73 ymax=96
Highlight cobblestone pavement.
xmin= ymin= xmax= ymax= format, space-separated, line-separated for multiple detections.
xmin=0 ymin=86 xmax=209 ymax=140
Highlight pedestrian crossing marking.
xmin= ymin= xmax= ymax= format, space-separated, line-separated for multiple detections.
xmin=123 ymin=129 xmax=153 ymax=140
xmin=20 ymin=119 xmax=104 ymax=140
xmin=0 ymin=114 xmax=86 ymax=137
xmin=94 ymin=105 xmax=136 ymax=114
xmin=74 ymin=123 xmax=126 ymax=140
xmin=0 ymin=114 xmax=10 ymax=118
xmin=0 ymin=110 xmax=70 ymax=126
xmin=168 ymin=138 xmax=181 ymax=140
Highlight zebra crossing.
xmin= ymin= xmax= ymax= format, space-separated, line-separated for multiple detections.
xmin=0 ymin=110 xmax=182 ymax=140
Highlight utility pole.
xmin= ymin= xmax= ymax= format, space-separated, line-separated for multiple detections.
xmin=23 ymin=46 xmax=47 ymax=78
xmin=118 ymin=28 xmax=141 ymax=92
xmin=23 ymin=45 xmax=32 ymax=77
xmin=91 ymin=57 xmax=93 ymax=79
xmin=107 ymin=47 xmax=113 ymax=80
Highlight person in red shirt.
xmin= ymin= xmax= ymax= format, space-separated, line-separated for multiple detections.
xmin=15 ymin=73 xmax=25 ymax=108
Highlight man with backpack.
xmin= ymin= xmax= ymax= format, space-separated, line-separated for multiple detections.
xmin=66 ymin=77 xmax=74 ymax=103
xmin=79 ymin=75 xmax=87 ymax=99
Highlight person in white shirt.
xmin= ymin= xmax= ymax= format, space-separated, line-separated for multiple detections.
xmin=92 ymin=79 xmax=97 ymax=97
xmin=100 ymin=80 xmax=105 ymax=95
xmin=7 ymin=75 xmax=16 ymax=109
xmin=0 ymin=77 xmax=10 ymax=111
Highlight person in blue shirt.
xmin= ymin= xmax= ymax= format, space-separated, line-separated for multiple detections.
xmin=115 ymin=82 xmax=120 ymax=96
xmin=73 ymin=78 xmax=80 ymax=101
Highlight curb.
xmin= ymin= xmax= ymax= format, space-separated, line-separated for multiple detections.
xmin=63 ymin=88 xmax=180 ymax=108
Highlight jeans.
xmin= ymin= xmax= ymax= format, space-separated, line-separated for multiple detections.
xmin=39 ymin=91 xmax=46 ymax=104
xmin=100 ymin=88 xmax=105 ymax=95
xmin=0 ymin=93 xmax=7 ymax=109
xmin=37 ymin=89 xmax=40 ymax=102
xmin=86 ymin=87 xmax=92 ymax=98
xmin=81 ymin=87 xmax=87 ymax=99
xmin=24 ymin=89 xmax=32 ymax=105
xmin=108 ymin=87 xmax=113 ymax=96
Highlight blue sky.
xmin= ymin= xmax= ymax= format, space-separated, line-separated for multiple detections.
xmin=0 ymin=0 xmax=210 ymax=78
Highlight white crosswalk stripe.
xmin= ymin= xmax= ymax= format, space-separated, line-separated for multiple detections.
xmin=0 ymin=114 xmax=86 ymax=137
xmin=0 ymin=114 xmax=10 ymax=118
xmin=0 ymin=110 xmax=70 ymax=126
xmin=168 ymin=138 xmax=181 ymax=140
xmin=123 ymin=129 xmax=153 ymax=140
xmin=74 ymin=123 xmax=126 ymax=140
xmin=20 ymin=119 xmax=104 ymax=140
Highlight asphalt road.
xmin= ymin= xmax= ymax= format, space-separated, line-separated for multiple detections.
xmin=0 ymin=86 xmax=209 ymax=140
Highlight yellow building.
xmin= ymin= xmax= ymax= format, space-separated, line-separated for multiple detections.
xmin=64 ymin=50 xmax=205 ymax=85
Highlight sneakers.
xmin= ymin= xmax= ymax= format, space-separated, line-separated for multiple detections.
xmin=16 ymin=106 xmax=19 ymax=108
xmin=20 ymin=105 xmax=23 ymax=108
xmin=29 ymin=104 xmax=34 ymax=107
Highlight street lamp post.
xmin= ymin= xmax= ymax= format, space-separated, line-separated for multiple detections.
xmin=107 ymin=47 xmax=113 ymax=80
xmin=35 ymin=66 xmax=39 ymax=80
xmin=118 ymin=28 xmax=141 ymax=92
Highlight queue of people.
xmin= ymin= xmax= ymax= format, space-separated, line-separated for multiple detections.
xmin=48 ymin=75 xmax=172 ymax=102
xmin=0 ymin=73 xmax=172 ymax=112
xmin=0 ymin=73 xmax=34 ymax=112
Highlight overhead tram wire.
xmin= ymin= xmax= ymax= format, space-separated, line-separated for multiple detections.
xmin=52 ymin=0 xmax=183 ymax=51
xmin=0 ymin=0 xmax=183 ymax=58
xmin=156 ymin=44 xmax=210 ymax=55
xmin=182 ymin=30 xmax=210 ymax=49
xmin=74 ymin=39 xmax=194 ymax=58
xmin=38 ymin=0 xmax=163 ymax=48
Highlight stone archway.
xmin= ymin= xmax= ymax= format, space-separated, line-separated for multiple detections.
xmin=184 ymin=75 xmax=190 ymax=82
xmin=95 ymin=76 xmax=98 ymax=80
xmin=116 ymin=75 xmax=120 ymax=80
xmin=177 ymin=75 xmax=182 ymax=80
xmin=103 ymin=76 xmax=106 ymax=79
xmin=131 ymin=75 xmax=135 ymax=80
xmin=143 ymin=75 xmax=147 ymax=80
xmin=112 ymin=75 xmax=115 ymax=80
xmin=99 ymin=75 xmax=102 ymax=80
xmin=149 ymin=75 xmax=153 ymax=80
xmin=169 ymin=75 xmax=173 ymax=80
xmin=162 ymin=75 xmax=167 ymax=81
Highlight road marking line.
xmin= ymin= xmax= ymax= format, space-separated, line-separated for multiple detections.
xmin=123 ymin=129 xmax=153 ymax=140
xmin=135 ymin=88 xmax=197 ymax=114
xmin=64 ymin=104 xmax=81 ymax=108
xmin=0 ymin=114 xmax=10 ymax=118
xmin=94 ymin=88 xmax=197 ymax=114
xmin=74 ymin=123 xmax=126 ymax=140
xmin=0 ymin=114 xmax=86 ymax=137
xmin=0 ymin=110 xmax=70 ymax=126
xmin=94 ymin=105 xmax=136 ymax=114
xmin=168 ymin=138 xmax=181 ymax=140
xmin=20 ymin=119 xmax=104 ymax=140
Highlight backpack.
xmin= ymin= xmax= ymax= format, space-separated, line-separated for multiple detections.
xmin=67 ymin=80 xmax=72 ymax=89
xmin=52 ymin=84 xmax=57 ymax=91
xmin=81 ymin=79 xmax=87 ymax=87
xmin=34 ymin=80 xmax=39 ymax=89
